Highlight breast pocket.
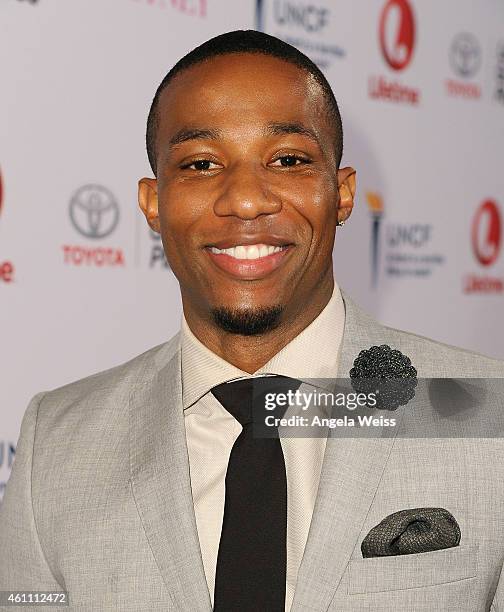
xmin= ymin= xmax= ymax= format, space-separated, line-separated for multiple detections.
xmin=347 ymin=544 xmax=478 ymax=595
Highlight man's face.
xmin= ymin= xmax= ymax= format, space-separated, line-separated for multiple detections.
xmin=139 ymin=53 xmax=355 ymax=330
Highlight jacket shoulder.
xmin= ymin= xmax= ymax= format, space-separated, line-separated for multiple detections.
xmin=341 ymin=291 xmax=504 ymax=377
xmin=35 ymin=333 xmax=180 ymax=412
xmin=381 ymin=324 xmax=504 ymax=377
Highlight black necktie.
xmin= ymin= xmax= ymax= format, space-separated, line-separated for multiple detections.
xmin=211 ymin=375 xmax=302 ymax=612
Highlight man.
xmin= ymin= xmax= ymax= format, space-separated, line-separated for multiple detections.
xmin=1 ymin=30 xmax=504 ymax=611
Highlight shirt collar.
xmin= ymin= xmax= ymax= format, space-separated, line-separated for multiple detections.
xmin=180 ymin=282 xmax=345 ymax=410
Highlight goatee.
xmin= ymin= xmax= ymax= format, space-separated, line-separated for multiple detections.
xmin=211 ymin=305 xmax=283 ymax=336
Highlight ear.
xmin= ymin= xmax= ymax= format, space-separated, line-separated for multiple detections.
xmin=336 ymin=167 xmax=357 ymax=225
xmin=138 ymin=177 xmax=160 ymax=233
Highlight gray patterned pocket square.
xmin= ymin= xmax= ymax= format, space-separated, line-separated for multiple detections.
xmin=361 ymin=507 xmax=461 ymax=558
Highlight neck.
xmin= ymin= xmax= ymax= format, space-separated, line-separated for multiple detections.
xmin=183 ymin=277 xmax=334 ymax=373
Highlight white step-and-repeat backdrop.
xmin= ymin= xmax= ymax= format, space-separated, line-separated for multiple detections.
xmin=1 ymin=0 xmax=503 ymax=499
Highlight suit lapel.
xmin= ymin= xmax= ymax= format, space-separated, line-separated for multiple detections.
xmin=291 ymin=292 xmax=401 ymax=611
xmin=129 ymin=349 xmax=212 ymax=611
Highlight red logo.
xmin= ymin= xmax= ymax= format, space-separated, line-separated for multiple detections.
xmin=0 ymin=168 xmax=3 ymax=217
xmin=379 ymin=0 xmax=415 ymax=71
xmin=472 ymin=200 xmax=501 ymax=266
xmin=132 ymin=0 xmax=206 ymax=16
xmin=0 ymin=167 xmax=15 ymax=283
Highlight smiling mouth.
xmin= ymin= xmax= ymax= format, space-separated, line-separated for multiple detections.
xmin=208 ymin=243 xmax=289 ymax=260
xmin=204 ymin=243 xmax=294 ymax=279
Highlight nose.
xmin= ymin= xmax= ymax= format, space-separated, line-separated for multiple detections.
xmin=213 ymin=162 xmax=282 ymax=220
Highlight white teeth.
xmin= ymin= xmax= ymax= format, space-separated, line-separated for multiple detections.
xmin=209 ymin=244 xmax=287 ymax=260
xmin=246 ymin=245 xmax=260 ymax=259
xmin=234 ymin=245 xmax=247 ymax=259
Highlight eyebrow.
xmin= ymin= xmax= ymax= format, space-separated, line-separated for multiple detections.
xmin=168 ymin=127 xmax=223 ymax=148
xmin=168 ymin=121 xmax=321 ymax=150
xmin=265 ymin=122 xmax=321 ymax=148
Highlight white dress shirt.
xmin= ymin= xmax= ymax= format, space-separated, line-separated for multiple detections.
xmin=180 ymin=282 xmax=345 ymax=611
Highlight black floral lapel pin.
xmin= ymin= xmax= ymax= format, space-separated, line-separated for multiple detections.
xmin=350 ymin=344 xmax=418 ymax=411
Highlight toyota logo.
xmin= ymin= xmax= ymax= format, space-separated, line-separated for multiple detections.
xmin=472 ymin=200 xmax=501 ymax=267
xmin=379 ymin=0 xmax=415 ymax=71
xmin=69 ymin=184 xmax=120 ymax=239
xmin=450 ymin=33 xmax=481 ymax=78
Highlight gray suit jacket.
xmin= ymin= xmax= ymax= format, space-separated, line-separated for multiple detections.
xmin=1 ymin=292 xmax=504 ymax=611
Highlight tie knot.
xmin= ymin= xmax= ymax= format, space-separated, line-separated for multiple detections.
xmin=211 ymin=375 xmax=302 ymax=426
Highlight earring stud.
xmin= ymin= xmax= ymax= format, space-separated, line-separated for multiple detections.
xmin=337 ymin=220 xmax=345 ymax=227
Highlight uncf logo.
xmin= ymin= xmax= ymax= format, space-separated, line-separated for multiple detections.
xmin=379 ymin=0 xmax=415 ymax=71
xmin=472 ymin=200 xmax=501 ymax=267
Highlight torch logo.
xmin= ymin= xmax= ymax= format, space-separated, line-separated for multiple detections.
xmin=366 ymin=192 xmax=385 ymax=287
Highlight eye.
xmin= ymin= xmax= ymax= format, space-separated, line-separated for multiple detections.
xmin=270 ymin=154 xmax=311 ymax=168
xmin=180 ymin=159 xmax=220 ymax=171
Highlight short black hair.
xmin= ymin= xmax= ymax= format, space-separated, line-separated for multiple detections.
xmin=146 ymin=29 xmax=343 ymax=176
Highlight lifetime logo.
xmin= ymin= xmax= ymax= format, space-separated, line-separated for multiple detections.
xmin=464 ymin=199 xmax=503 ymax=294
xmin=0 ymin=168 xmax=16 ymax=283
xmin=370 ymin=0 xmax=419 ymax=105
xmin=379 ymin=0 xmax=415 ymax=71
xmin=472 ymin=200 xmax=501 ymax=267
